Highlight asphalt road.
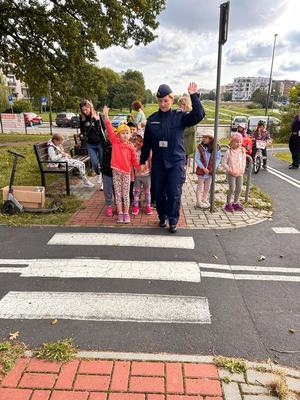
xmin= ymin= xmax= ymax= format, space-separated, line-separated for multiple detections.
xmin=0 ymin=152 xmax=299 ymax=368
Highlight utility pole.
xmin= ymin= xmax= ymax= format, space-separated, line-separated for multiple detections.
xmin=210 ymin=1 xmax=230 ymax=213
xmin=48 ymin=80 xmax=53 ymax=136
xmin=265 ymin=34 xmax=278 ymax=116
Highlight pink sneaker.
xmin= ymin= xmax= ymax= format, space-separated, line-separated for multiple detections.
xmin=224 ymin=203 xmax=234 ymax=212
xmin=123 ymin=213 xmax=130 ymax=223
xmin=145 ymin=206 xmax=152 ymax=215
xmin=105 ymin=206 xmax=113 ymax=217
xmin=132 ymin=206 xmax=139 ymax=215
xmin=233 ymin=203 xmax=244 ymax=211
xmin=117 ymin=213 xmax=123 ymax=223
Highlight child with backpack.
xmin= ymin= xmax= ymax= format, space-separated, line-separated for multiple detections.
xmin=195 ymin=130 xmax=221 ymax=208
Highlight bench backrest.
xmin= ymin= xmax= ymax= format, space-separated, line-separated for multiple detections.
xmin=33 ymin=137 xmax=73 ymax=170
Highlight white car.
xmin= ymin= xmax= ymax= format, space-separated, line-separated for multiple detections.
xmin=231 ymin=116 xmax=248 ymax=131
xmin=248 ymin=116 xmax=281 ymax=131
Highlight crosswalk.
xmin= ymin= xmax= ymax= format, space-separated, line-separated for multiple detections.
xmin=0 ymin=232 xmax=299 ymax=326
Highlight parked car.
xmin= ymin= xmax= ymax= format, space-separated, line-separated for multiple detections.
xmin=248 ymin=116 xmax=281 ymax=131
xmin=111 ymin=114 xmax=127 ymax=129
xmin=231 ymin=116 xmax=248 ymax=131
xmin=24 ymin=112 xmax=43 ymax=126
xmin=55 ymin=112 xmax=76 ymax=127
xmin=70 ymin=115 xmax=80 ymax=128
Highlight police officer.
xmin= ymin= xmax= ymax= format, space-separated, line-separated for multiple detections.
xmin=289 ymin=103 xmax=300 ymax=169
xmin=140 ymin=82 xmax=205 ymax=233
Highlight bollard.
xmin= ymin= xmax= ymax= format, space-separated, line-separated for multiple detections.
xmin=245 ymin=154 xmax=253 ymax=202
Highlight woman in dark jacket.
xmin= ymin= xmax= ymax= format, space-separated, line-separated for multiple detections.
xmin=289 ymin=103 xmax=300 ymax=169
xmin=79 ymin=99 xmax=104 ymax=188
xmin=140 ymin=82 xmax=205 ymax=233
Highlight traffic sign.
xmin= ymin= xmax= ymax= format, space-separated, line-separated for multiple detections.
xmin=41 ymin=96 xmax=47 ymax=105
xmin=281 ymin=99 xmax=287 ymax=105
xmin=8 ymin=95 xmax=13 ymax=102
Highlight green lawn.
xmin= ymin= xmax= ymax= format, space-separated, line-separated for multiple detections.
xmin=0 ymin=134 xmax=51 ymax=143
xmin=0 ymin=143 xmax=81 ymax=225
xmin=274 ymin=151 xmax=292 ymax=164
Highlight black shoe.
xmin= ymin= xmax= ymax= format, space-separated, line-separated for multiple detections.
xmin=169 ymin=224 xmax=177 ymax=233
xmin=288 ymin=165 xmax=299 ymax=169
xmin=262 ymin=165 xmax=267 ymax=170
xmin=159 ymin=220 xmax=167 ymax=228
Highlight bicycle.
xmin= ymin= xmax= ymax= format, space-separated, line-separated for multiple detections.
xmin=252 ymin=140 xmax=267 ymax=174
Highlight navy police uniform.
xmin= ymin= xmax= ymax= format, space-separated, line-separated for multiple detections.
xmin=140 ymin=84 xmax=205 ymax=230
xmin=289 ymin=113 xmax=300 ymax=169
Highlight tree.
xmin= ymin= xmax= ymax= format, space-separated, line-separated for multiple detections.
xmin=223 ymin=92 xmax=232 ymax=101
xmin=277 ymin=83 xmax=300 ymax=142
xmin=251 ymin=88 xmax=270 ymax=109
xmin=110 ymin=79 xmax=145 ymax=110
xmin=0 ymin=0 xmax=165 ymax=94
xmin=0 ymin=72 xmax=9 ymax=112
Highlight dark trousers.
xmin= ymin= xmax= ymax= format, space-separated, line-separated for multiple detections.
xmin=289 ymin=135 xmax=300 ymax=167
xmin=152 ymin=163 xmax=186 ymax=225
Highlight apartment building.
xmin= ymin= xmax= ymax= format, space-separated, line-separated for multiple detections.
xmin=232 ymin=76 xmax=269 ymax=101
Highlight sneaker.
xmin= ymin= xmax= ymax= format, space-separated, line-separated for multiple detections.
xmin=196 ymin=202 xmax=205 ymax=209
xmin=83 ymin=179 xmax=95 ymax=188
xmin=289 ymin=165 xmax=299 ymax=169
xmin=117 ymin=213 xmax=123 ymax=223
xmin=159 ymin=220 xmax=167 ymax=228
xmin=224 ymin=203 xmax=234 ymax=212
xmin=262 ymin=165 xmax=267 ymax=170
xmin=105 ymin=206 xmax=113 ymax=217
xmin=145 ymin=206 xmax=152 ymax=215
xmin=203 ymin=201 xmax=210 ymax=208
xmin=169 ymin=224 xmax=177 ymax=233
xmin=132 ymin=206 xmax=139 ymax=215
xmin=233 ymin=203 xmax=244 ymax=211
xmin=123 ymin=213 xmax=130 ymax=223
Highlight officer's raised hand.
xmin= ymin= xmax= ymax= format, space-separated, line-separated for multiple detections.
xmin=188 ymin=82 xmax=198 ymax=95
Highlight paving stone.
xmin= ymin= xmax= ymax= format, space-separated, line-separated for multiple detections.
xmin=243 ymin=396 xmax=279 ymax=400
xmin=218 ymin=369 xmax=245 ymax=382
xmin=246 ymin=370 xmax=279 ymax=386
xmin=286 ymin=376 xmax=300 ymax=392
xmin=221 ymin=381 xmax=242 ymax=400
xmin=240 ymin=383 xmax=270 ymax=394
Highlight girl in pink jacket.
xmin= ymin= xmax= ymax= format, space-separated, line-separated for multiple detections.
xmin=222 ymin=132 xmax=246 ymax=212
xmin=103 ymin=106 xmax=140 ymax=223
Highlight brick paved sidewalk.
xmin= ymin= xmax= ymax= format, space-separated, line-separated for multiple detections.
xmin=0 ymin=356 xmax=299 ymax=400
xmin=67 ymin=169 xmax=272 ymax=229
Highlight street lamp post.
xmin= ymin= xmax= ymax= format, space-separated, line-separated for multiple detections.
xmin=48 ymin=80 xmax=53 ymax=136
xmin=265 ymin=34 xmax=278 ymax=116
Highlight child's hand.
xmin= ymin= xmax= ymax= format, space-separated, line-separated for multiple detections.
xmin=103 ymin=105 xmax=109 ymax=119
xmin=140 ymin=164 xmax=145 ymax=172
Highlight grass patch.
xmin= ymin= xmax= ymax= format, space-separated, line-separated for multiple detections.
xmin=221 ymin=376 xmax=231 ymax=384
xmin=274 ymin=152 xmax=292 ymax=164
xmin=0 ymin=341 xmax=26 ymax=374
xmin=0 ymin=143 xmax=82 ymax=226
xmin=268 ymin=376 xmax=291 ymax=400
xmin=0 ymin=134 xmax=51 ymax=143
xmin=214 ymin=356 xmax=247 ymax=374
xmin=35 ymin=338 xmax=76 ymax=362
xmin=243 ymin=185 xmax=273 ymax=211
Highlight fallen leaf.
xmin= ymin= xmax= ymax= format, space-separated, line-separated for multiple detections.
xmin=258 ymin=255 xmax=266 ymax=261
xmin=213 ymin=255 xmax=218 ymax=260
xmin=289 ymin=328 xmax=295 ymax=334
xmin=51 ymin=319 xmax=58 ymax=325
xmin=279 ymin=255 xmax=284 ymax=258
xmin=9 ymin=331 xmax=19 ymax=340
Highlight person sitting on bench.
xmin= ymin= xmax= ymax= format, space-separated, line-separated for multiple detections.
xmin=47 ymin=133 xmax=95 ymax=188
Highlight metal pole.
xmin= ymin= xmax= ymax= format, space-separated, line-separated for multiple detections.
xmin=23 ymin=113 xmax=28 ymax=135
xmin=48 ymin=80 xmax=53 ymax=136
xmin=245 ymin=155 xmax=253 ymax=202
xmin=0 ymin=114 xmax=3 ymax=134
xmin=210 ymin=1 xmax=230 ymax=213
xmin=265 ymin=34 xmax=278 ymax=116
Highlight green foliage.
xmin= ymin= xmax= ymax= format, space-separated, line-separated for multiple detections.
xmin=0 ymin=0 xmax=165 ymax=101
xmin=11 ymin=99 xmax=33 ymax=113
xmin=35 ymin=339 xmax=76 ymax=361
xmin=0 ymin=72 xmax=9 ymax=111
xmin=0 ymin=341 xmax=26 ymax=373
xmin=251 ymin=88 xmax=270 ymax=108
xmin=214 ymin=356 xmax=247 ymax=374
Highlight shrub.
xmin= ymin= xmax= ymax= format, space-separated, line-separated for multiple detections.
xmin=12 ymin=99 xmax=33 ymax=113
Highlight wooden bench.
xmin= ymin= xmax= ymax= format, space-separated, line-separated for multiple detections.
xmin=33 ymin=137 xmax=91 ymax=195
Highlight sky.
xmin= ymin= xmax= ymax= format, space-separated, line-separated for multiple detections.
xmin=97 ymin=0 xmax=300 ymax=95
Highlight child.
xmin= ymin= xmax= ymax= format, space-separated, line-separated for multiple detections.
xmin=132 ymin=130 xmax=152 ymax=215
xmin=252 ymin=121 xmax=271 ymax=170
xmin=103 ymin=105 xmax=140 ymax=223
xmin=47 ymin=133 xmax=94 ymax=187
xmin=222 ymin=132 xmax=246 ymax=212
xmin=195 ymin=130 xmax=221 ymax=208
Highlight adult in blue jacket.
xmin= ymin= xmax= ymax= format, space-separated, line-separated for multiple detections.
xmin=140 ymin=82 xmax=205 ymax=233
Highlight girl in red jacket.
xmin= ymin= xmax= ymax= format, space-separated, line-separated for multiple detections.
xmin=103 ymin=106 xmax=140 ymax=223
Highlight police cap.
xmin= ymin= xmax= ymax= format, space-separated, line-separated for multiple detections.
xmin=156 ymin=84 xmax=173 ymax=98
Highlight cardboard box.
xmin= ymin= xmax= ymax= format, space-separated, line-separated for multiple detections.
xmin=2 ymin=186 xmax=45 ymax=209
